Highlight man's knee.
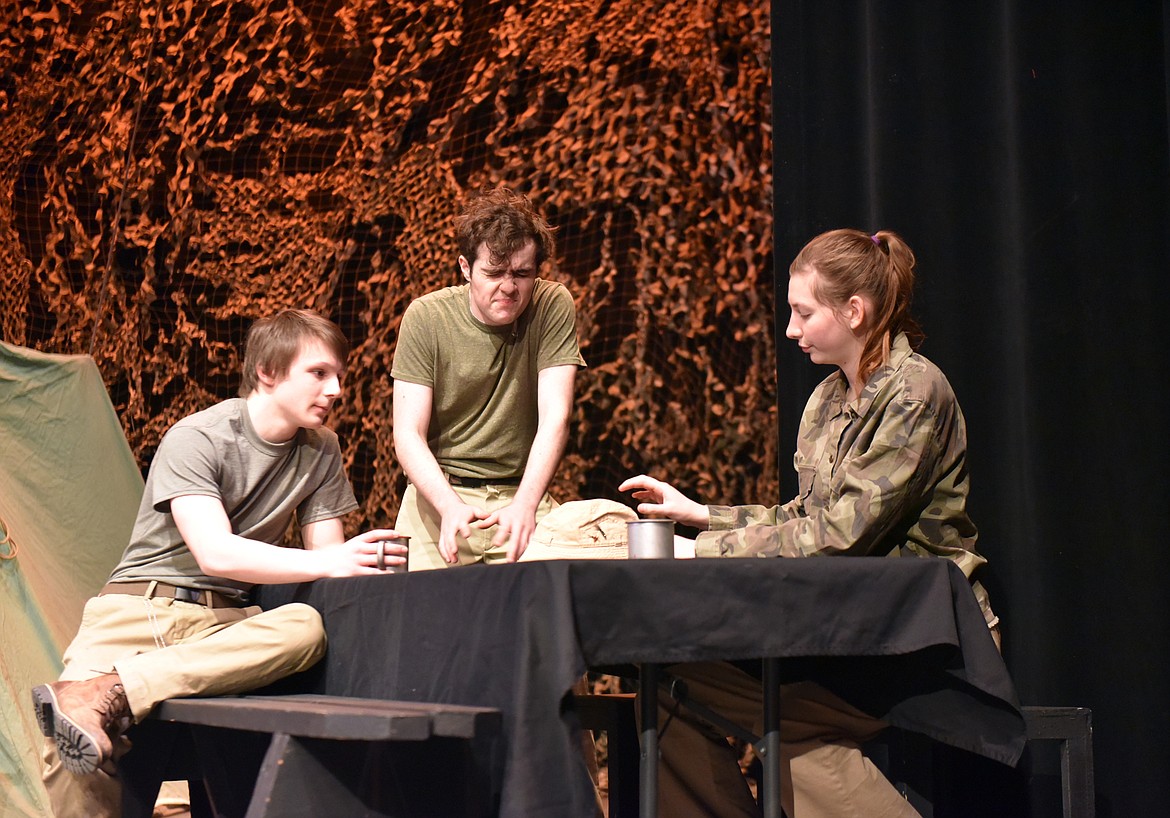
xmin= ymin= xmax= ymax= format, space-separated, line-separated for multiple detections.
xmin=265 ymin=602 xmax=326 ymax=659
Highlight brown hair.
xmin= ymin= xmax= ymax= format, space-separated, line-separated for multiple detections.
xmin=455 ymin=187 xmax=556 ymax=269
xmin=238 ymin=309 xmax=349 ymax=396
xmin=789 ymin=228 xmax=925 ymax=385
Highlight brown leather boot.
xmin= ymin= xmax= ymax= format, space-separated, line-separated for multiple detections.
xmin=31 ymin=673 xmax=131 ymax=775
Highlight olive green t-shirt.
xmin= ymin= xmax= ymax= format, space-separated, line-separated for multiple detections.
xmin=391 ymin=278 xmax=586 ymax=480
xmin=107 ymin=398 xmax=358 ymax=601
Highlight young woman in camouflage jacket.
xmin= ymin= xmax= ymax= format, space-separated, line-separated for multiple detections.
xmin=620 ymin=228 xmax=996 ymax=818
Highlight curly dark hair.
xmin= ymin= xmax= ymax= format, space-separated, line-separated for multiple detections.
xmin=455 ymin=187 xmax=556 ymax=269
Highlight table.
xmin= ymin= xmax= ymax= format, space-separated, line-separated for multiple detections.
xmin=257 ymin=557 xmax=1025 ymax=818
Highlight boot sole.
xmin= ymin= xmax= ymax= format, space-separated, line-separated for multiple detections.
xmin=30 ymin=684 xmax=105 ymax=775
xmin=30 ymin=684 xmax=54 ymax=737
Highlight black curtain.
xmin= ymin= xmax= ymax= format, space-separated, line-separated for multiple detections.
xmin=774 ymin=2 xmax=1170 ymax=816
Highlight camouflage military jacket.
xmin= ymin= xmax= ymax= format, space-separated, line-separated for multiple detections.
xmin=695 ymin=333 xmax=996 ymax=623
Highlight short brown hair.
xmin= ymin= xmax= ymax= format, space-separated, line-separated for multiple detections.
xmin=455 ymin=187 xmax=556 ymax=269
xmin=238 ymin=309 xmax=349 ymax=396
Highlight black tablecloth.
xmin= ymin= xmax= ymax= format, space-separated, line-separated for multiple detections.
xmin=257 ymin=557 xmax=1024 ymax=818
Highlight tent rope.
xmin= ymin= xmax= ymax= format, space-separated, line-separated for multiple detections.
xmin=0 ymin=515 xmax=17 ymax=560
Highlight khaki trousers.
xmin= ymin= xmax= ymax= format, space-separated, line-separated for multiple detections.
xmin=41 ymin=592 xmax=326 ymax=818
xmin=652 ymin=662 xmax=921 ymax=818
xmin=397 ymin=482 xmax=557 ymax=570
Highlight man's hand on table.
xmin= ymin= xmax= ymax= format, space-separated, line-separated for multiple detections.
xmin=476 ymin=500 xmax=538 ymax=562
xmin=438 ymin=502 xmax=489 ymax=564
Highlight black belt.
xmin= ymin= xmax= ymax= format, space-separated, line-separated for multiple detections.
xmin=100 ymin=581 xmax=244 ymax=609
xmin=446 ymin=474 xmax=522 ymax=489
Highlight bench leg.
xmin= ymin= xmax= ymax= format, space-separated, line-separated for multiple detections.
xmin=1022 ymin=706 xmax=1095 ymax=818
xmin=574 ymin=694 xmax=640 ymax=818
xmin=122 ymin=721 xmax=228 ymax=818
xmin=189 ymin=725 xmax=274 ymax=817
xmin=246 ymin=732 xmax=354 ymax=818
xmin=1063 ymin=732 xmax=1095 ymax=818
xmin=120 ymin=721 xmax=179 ymax=818
xmin=188 ymin=780 xmax=214 ymax=818
xmin=243 ymin=732 xmax=496 ymax=818
xmin=125 ymin=714 xmax=501 ymax=818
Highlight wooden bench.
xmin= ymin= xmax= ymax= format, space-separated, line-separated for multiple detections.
xmin=1022 ymin=706 xmax=1095 ymax=818
xmin=119 ymin=694 xmax=503 ymax=818
xmin=864 ymin=706 xmax=1095 ymax=818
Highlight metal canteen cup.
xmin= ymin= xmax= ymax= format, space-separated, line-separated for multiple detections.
xmin=377 ymin=536 xmax=410 ymax=572
xmin=626 ymin=519 xmax=675 ymax=559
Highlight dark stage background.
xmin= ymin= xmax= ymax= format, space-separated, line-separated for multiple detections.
xmin=775 ymin=2 xmax=1170 ymax=816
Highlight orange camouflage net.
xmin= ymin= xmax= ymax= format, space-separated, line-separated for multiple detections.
xmin=0 ymin=0 xmax=777 ymax=533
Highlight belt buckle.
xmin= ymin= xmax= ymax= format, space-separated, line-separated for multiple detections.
xmin=174 ymin=586 xmax=203 ymax=605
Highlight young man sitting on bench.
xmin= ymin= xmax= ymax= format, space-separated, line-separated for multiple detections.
xmin=32 ymin=309 xmax=406 ymax=818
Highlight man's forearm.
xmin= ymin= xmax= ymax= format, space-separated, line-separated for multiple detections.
xmin=519 ymin=364 xmax=576 ymax=509
xmin=395 ymin=433 xmax=464 ymax=514
xmin=197 ymin=534 xmax=343 ymax=583
xmin=513 ymin=419 xmax=569 ymax=509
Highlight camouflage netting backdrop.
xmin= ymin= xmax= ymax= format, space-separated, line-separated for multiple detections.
xmin=0 ymin=0 xmax=776 ymax=532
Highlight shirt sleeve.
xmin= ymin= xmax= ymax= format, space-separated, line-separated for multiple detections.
xmin=705 ymin=501 xmax=802 ymax=529
xmin=695 ymin=396 xmax=941 ymax=559
xmin=535 ymin=282 xmax=587 ymax=370
xmin=390 ymin=300 xmax=436 ymax=387
xmin=147 ymin=425 xmax=224 ymax=511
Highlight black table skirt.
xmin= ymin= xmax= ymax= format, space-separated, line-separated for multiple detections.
xmin=257 ymin=557 xmax=1024 ymax=818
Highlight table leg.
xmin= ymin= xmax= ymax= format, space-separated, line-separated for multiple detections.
xmin=761 ymin=657 xmax=781 ymax=818
xmin=639 ymin=662 xmax=660 ymax=818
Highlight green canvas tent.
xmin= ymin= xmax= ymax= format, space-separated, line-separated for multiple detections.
xmin=0 ymin=341 xmax=142 ymax=817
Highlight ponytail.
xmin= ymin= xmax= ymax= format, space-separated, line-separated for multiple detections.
xmin=862 ymin=230 xmax=924 ymax=383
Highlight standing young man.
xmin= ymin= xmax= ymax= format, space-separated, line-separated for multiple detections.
xmin=392 ymin=187 xmax=585 ymax=569
xmin=33 ymin=309 xmax=405 ymax=818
